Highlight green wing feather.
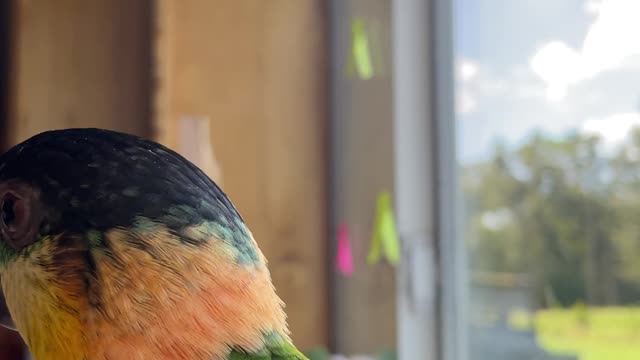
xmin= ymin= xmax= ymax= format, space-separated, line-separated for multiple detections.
xmin=227 ymin=333 xmax=308 ymax=360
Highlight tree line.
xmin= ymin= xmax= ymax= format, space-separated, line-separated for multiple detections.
xmin=463 ymin=129 xmax=640 ymax=307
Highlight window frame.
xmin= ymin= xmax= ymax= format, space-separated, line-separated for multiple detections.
xmin=392 ymin=0 xmax=468 ymax=359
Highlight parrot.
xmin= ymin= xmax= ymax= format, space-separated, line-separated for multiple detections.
xmin=0 ymin=128 xmax=308 ymax=360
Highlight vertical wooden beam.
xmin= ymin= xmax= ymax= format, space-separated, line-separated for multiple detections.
xmin=6 ymin=0 xmax=152 ymax=145
xmin=153 ymin=0 xmax=329 ymax=350
xmin=0 ymin=0 xmax=11 ymax=152
xmin=0 ymin=3 xmax=24 ymax=357
xmin=0 ymin=12 xmax=23 ymax=360
xmin=3 ymin=2 xmax=152 ymax=358
xmin=261 ymin=1 xmax=329 ymax=350
xmin=152 ymin=0 xmax=175 ymax=147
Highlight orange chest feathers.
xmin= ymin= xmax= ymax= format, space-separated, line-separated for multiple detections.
xmin=1 ymin=226 xmax=289 ymax=360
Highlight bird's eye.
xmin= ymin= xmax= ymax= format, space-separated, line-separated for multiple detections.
xmin=0 ymin=185 xmax=44 ymax=250
xmin=1 ymin=194 xmax=17 ymax=226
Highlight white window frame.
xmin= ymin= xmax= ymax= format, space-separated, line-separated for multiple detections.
xmin=328 ymin=0 xmax=467 ymax=358
xmin=392 ymin=0 xmax=467 ymax=359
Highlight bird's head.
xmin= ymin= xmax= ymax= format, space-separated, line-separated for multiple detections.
xmin=0 ymin=128 xmax=265 ymax=358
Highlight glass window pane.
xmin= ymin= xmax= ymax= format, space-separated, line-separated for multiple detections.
xmin=455 ymin=1 xmax=640 ymax=359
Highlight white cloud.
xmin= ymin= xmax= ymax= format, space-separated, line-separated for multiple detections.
xmin=456 ymin=59 xmax=481 ymax=114
xmin=585 ymin=0 xmax=604 ymax=15
xmin=581 ymin=112 xmax=640 ymax=147
xmin=530 ymin=42 xmax=584 ymax=101
xmin=456 ymin=61 xmax=551 ymax=117
xmin=459 ymin=60 xmax=479 ymax=81
xmin=581 ymin=0 xmax=640 ymax=74
xmin=530 ymin=0 xmax=640 ymax=101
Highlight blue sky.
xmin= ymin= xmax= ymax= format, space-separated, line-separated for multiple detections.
xmin=454 ymin=0 xmax=640 ymax=164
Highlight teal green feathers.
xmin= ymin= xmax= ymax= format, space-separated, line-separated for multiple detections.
xmin=229 ymin=333 xmax=309 ymax=359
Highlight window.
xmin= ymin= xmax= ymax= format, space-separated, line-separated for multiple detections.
xmin=455 ymin=1 xmax=640 ymax=359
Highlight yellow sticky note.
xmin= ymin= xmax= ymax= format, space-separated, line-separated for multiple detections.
xmin=368 ymin=191 xmax=401 ymax=266
xmin=349 ymin=17 xmax=374 ymax=80
xmin=379 ymin=205 xmax=400 ymax=265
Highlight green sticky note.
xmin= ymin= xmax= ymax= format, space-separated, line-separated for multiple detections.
xmin=368 ymin=191 xmax=401 ymax=266
xmin=379 ymin=206 xmax=400 ymax=265
xmin=367 ymin=193 xmax=384 ymax=264
xmin=350 ymin=17 xmax=374 ymax=80
xmin=367 ymin=225 xmax=382 ymax=265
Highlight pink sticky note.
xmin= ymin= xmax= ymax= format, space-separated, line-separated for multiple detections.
xmin=336 ymin=223 xmax=354 ymax=275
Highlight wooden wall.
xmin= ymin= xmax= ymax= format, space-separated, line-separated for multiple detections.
xmin=6 ymin=0 xmax=152 ymax=145
xmin=153 ymin=0 xmax=329 ymax=350
xmin=0 ymin=2 xmax=20 ymax=357
xmin=0 ymin=0 xmax=10 ymax=152
xmin=2 ymin=1 xmax=152 ymax=358
xmin=2 ymin=0 xmax=329 ymax=354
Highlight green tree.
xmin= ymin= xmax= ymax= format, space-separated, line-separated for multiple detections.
xmin=464 ymin=132 xmax=626 ymax=307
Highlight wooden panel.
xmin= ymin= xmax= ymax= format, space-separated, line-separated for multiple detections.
xmin=0 ymin=0 xmax=10 ymax=152
xmin=0 ymin=3 xmax=22 ymax=353
xmin=7 ymin=0 xmax=152 ymax=145
xmin=154 ymin=0 xmax=329 ymax=350
xmin=3 ymin=1 xmax=152 ymax=358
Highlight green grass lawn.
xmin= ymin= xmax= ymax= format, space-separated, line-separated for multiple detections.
xmin=306 ymin=306 xmax=640 ymax=360
xmin=529 ymin=306 xmax=640 ymax=360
